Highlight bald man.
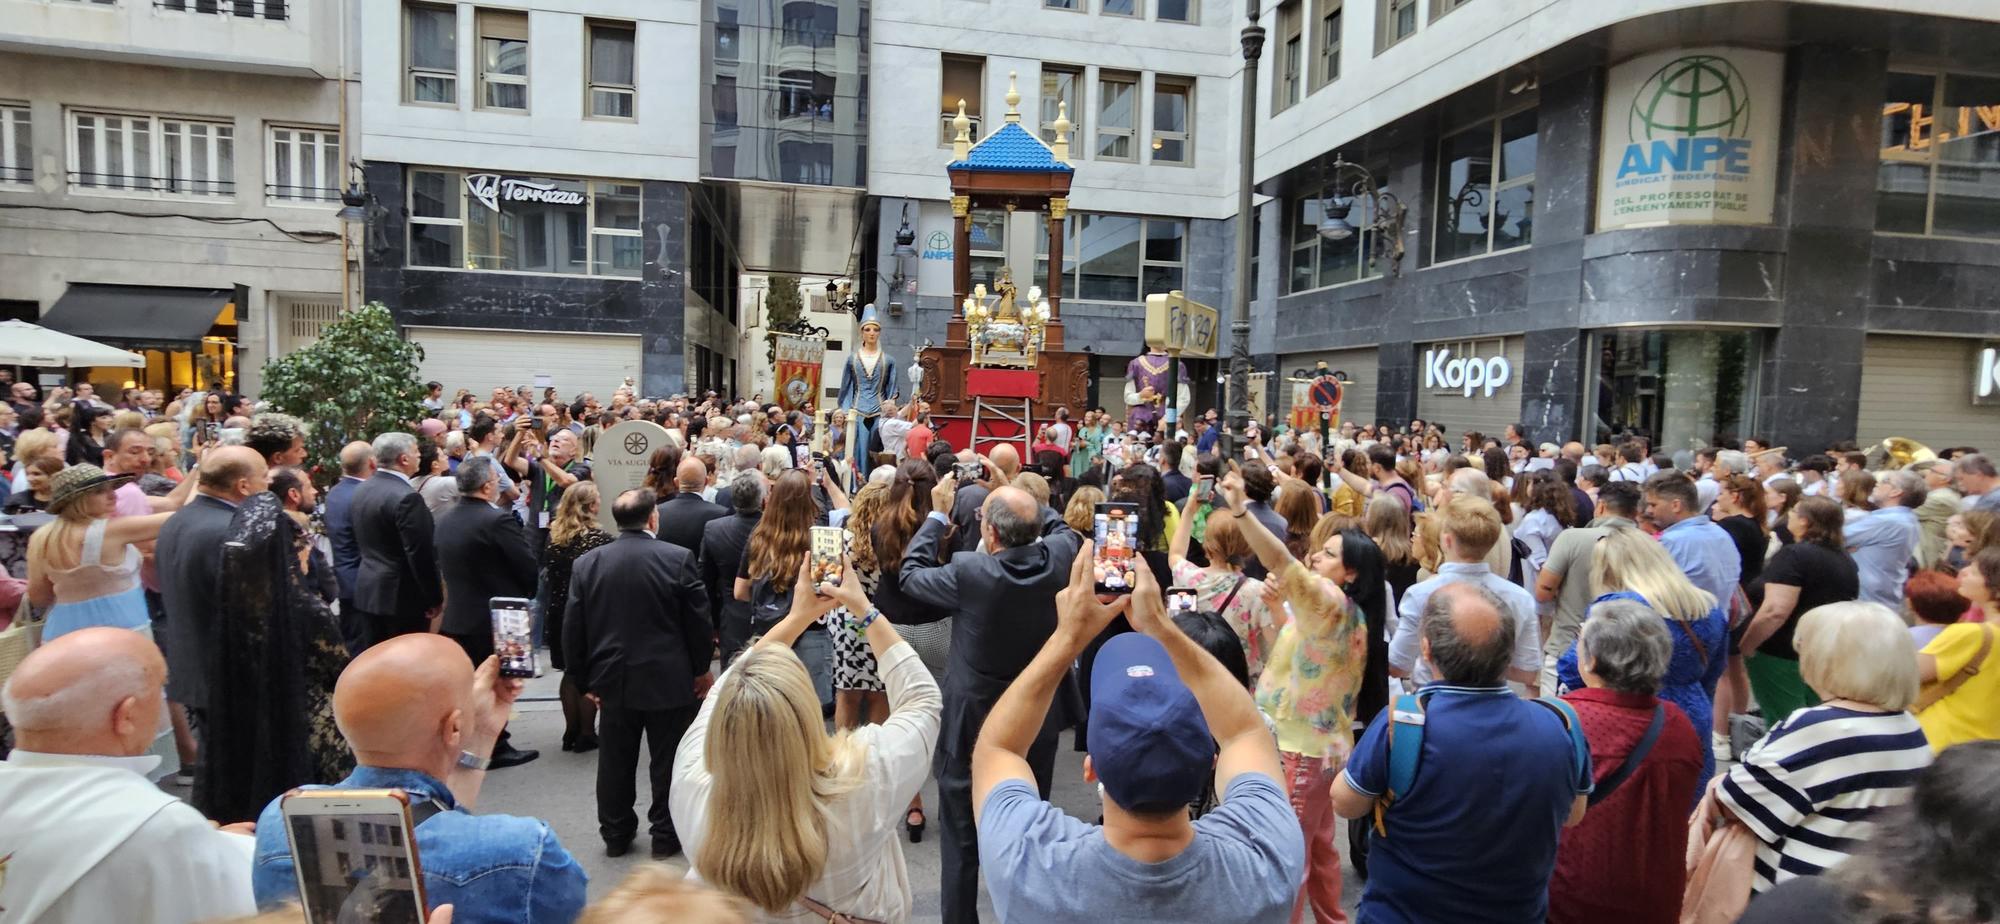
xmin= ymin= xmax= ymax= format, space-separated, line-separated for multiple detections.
xmin=900 ymin=477 xmax=1082 ymax=924
xmin=156 ymin=445 xmax=268 ymax=739
xmin=655 ymin=456 xmax=728 ymax=552
xmin=1331 ymin=582 xmax=1591 ymax=924
xmin=250 ymin=635 xmax=587 ymax=922
xmin=0 ymin=628 xmax=257 ymax=923
xmin=324 ymin=439 xmax=377 ymax=654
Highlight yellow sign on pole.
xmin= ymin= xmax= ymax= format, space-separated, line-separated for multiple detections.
xmin=1144 ymin=290 xmax=1220 ymax=359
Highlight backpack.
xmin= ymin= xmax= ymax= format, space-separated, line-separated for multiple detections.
xmin=749 ymin=576 xmax=793 ymax=628
xmin=1371 ymin=689 xmax=1592 ymax=838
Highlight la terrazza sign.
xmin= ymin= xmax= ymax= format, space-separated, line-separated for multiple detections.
xmin=1425 ymin=346 xmax=1512 ymax=398
xmin=465 ymin=174 xmax=586 ymax=213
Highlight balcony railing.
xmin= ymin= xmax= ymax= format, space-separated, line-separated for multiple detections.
xmin=154 ymin=0 xmax=289 ymax=21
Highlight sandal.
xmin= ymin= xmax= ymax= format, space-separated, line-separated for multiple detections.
xmin=905 ymin=808 xmax=926 ymax=843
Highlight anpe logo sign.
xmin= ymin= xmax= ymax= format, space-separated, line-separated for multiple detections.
xmin=1425 ymin=347 xmax=1511 ymax=398
xmin=1596 ymin=47 xmax=1783 ymax=231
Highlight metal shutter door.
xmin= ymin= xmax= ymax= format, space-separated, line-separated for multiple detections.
xmin=407 ymin=327 xmax=644 ymax=401
xmin=1416 ymin=336 xmax=1526 ymax=440
xmin=1857 ymin=335 xmax=2000 ymax=450
xmin=1278 ymin=347 xmax=1379 ymax=425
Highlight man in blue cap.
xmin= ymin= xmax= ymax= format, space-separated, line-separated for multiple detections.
xmin=972 ymin=539 xmax=1304 ymax=924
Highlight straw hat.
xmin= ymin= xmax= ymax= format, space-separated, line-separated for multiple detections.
xmin=1750 ymin=446 xmax=1789 ymax=461
xmin=46 ymin=463 xmax=135 ymax=514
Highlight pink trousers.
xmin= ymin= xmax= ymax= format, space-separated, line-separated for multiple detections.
xmin=1282 ymin=750 xmax=1347 ymax=924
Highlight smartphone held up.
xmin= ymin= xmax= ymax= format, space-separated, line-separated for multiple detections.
xmin=282 ymin=789 xmax=427 ymax=924
xmin=809 ymin=525 xmax=845 ymax=596
xmin=1092 ymin=502 xmax=1141 ymax=596
xmin=490 ymin=597 xmax=536 ymax=679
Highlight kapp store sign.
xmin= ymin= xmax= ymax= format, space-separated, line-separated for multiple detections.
xmin=1426 ymin=347 xmax=1512 ymax=398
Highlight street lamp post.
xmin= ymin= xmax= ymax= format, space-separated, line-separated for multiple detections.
xmin=1225 ymin=0 xmax=1264 ymax=461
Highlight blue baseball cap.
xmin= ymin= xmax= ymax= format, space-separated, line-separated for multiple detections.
xmin=1088 ymin=633 xmax=1215 ymax=811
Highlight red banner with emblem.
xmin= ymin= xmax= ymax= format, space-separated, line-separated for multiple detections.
xmin=774 ymin=334 xmax=825 ymax=413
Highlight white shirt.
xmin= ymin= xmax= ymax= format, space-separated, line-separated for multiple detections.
xmin=671 ymin=642 xmax=941 ymax=923
xmin=0 ymin=750 xmax=257 ymax=924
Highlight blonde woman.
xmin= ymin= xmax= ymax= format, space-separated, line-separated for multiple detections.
xmin=834 ymin=482 xmax=892 ymax=731
xmin=671 ymin=559 xmax=941 ymax=922
xmin=1556 ymin=524 xmax=1728 ymax=795
xmin=1063 ymin=484 xmax=1104 ymax=535
xmin=546 ymin=481 xmax=614 ymax=752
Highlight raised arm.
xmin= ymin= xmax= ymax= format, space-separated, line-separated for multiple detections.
xmin=1219 ymin=470 xmax=1296 ymax=576
xmin=896 ymin=476 xmax=965 ymax=606
xmin=1169 ymin=487 xmax=1198 ymax=568
xmin=1128 ymin=553 xmax=1282 ymax=789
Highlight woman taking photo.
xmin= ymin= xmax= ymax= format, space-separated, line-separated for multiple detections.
xmin=1914 ymin=546 xmax=2000 ymax=751
xmin=672 ymin=558 xmax=941 ymax=923
xmin=65 ymin=403 xmax=111 ymax=467
xmin=1715 ymin=602 xmax=1931 ymax=896
xmin=1741 ymin=496 xmax=1860 ymax=725
xmin=1219 ymin=470 xmax=1367 ymax=924
xmin=1167 ymin=498 xmax=1277 ymax=679
xmin=737 ymin=470 xmax=835 ymax=707
xmin=546 ymin=482 xmax=613 ymax=752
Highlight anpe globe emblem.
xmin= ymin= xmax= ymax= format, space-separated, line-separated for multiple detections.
xmin=927 ymin=231 xmax=950 ymax=251
xmin=1628 ymin=54 xmax=1752 ymax=142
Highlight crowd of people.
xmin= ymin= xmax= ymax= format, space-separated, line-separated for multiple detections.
xmin=3 ymin=364 xmax=2000 ymax=924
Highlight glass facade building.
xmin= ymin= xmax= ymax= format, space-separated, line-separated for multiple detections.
xmin=703 ymin=0 xmax=870 ymax=188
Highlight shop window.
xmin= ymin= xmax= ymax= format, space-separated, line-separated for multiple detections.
xmin=1379 ymin=0 xmax=1415 ymax=49
xmin=404 ymin=2 xmax=457 ymax=105
xmin=1156 ymin=0 xmax=1193 ymax=23
xmin=1287 ymin=166 xmax=1392 ymax=292
xmin=1040 ymin=65 xmax=1082 ymax=146
xmin=1151 ymin=76 xmax=1192 ymax=165
xmin=1043 ymin=213 xmax=1185 ymax=303
xmin=587 ymin=22 xmax=636 ymax=119
xmin=941 ymin=54 xmax=984 ymax=145
xmin=69 ymin=110 xmax=234 ymax=198
xmin=407 ymin=168 xmax=643 ymax=277
xmin=1311 ymin=0 xmax=1340 ymax=92
xmin=267 ymin=125 xmax=341 ymax=204
xmin=1274 ymin=1 xmax=1302 ymax=112
xmin=1589 ymin=329 xmax=1760 ymax=450
xmin=1878 ymin=70 xmax=2000 ymax=241
xmin=1097 ymin=72 xmax=1138 ymax=162
xmin=477 ymin=9 xmax=529 ymax=112
xmin=1433 ymin=106 xmax=1535 ymax=263
xmin=1 ymin=104 xmax=30 ymax=186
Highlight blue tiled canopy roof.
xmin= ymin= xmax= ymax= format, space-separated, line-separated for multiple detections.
xmin=948 ymin=121 xmax=1075 ymax=173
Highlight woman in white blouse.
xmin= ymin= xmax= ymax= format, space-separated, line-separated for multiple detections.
xmin=671 ymin=557 xmax=942 ymax=923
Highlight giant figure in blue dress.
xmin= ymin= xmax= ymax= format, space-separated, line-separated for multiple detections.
xmin=837 ymin=304 xmax=903 ymax=463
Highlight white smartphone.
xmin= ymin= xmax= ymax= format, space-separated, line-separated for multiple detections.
xmin=282 ymin=789 xmax=428 ymax=924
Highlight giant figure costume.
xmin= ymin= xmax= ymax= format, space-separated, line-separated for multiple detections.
xmin=837 ymin=304 xmax=903 ymax=462
xmin=1123 ymin=348 xmax=1191 ymax=435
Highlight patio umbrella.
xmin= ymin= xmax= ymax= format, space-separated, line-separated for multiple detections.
xmin=0 ymin=319 xmax=145 ymax=368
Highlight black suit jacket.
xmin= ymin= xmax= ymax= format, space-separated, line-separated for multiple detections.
xmin=900 ymin=507 xmax=1081 ymax=760
xmin=348 ymin=471 xmax=444 ymax=619
xmin=697 ymin=511 xmax=758 ymax=627
xmin=323 ymin=475 xmax=364 ymax=602
xmin=434 ymin=497 xmax=539 ymax=637
xmin=564 ymin=530 xmax=714 ymax=711
xmin=656 ymin=492 xmax=729 ymax=553
xmin=155 ymin=493 xmax=239 ymax=708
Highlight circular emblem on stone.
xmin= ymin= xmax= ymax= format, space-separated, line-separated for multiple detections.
xmin=624 ymin=432 xmax=649 ymax=456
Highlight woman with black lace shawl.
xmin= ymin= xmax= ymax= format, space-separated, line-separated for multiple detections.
xmin=194 ymin=490 xmax=353 ymax=823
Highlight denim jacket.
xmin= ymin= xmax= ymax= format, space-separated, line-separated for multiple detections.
xmin=252 ymin=766 xmax=588 ymax=924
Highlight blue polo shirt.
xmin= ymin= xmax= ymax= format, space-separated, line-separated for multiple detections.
xmin=1343 ymin=684 xmax=1591 ymax=924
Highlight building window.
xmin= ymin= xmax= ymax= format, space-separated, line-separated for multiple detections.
xmin=1287 ymin=166 xmax=1393 ymax=292
xmin=1431 ymin=0 xmax=1470 ymax=19
xmin=69 ymin=111 xmax=234 ymax=198
xmin=1048 ymin=214 xmax=1186 ymax=302
xmin=1 ymin=104 xmax=29 ymax=186
xmin=1380 ymin=0 xmax=1415 ymax=48
xmin=711 ymin=77 xmax=738 ymax=130
xmin=404 ymin=2 xmax=457 ymax=105
xmin=778 ymin=140 xmax=833 ymax=184
xmin=266 ymin=126 xmax=340 ymax=203
xmin=1311 ymin=0 xmax=1340 ymax=91
xmin=1275 ymin=1 xmax=1302 ymax=112
xmin=1102 ymin=0 xmax=1135 ymax=16
xmin=776 ymin=71 xmax=834 ymax=121
xmin=941 ymin=54 xmax=984 ymax=145
xmin=477 ymin=9 xmax=529 ymax=112
xmin=587 ymin=22 xmax=635 ymax=119
xmin=1590 ymin=329 xmax=1759 ymax=448
xmin=968 ymin=208 xmax=1007 ymax=292
xmin=1878 ymin=70 xmax=2000 ymax=241
xmin=779 ymin=0 xmax=836 ymax=47
xmin=1433 ymin=106 xmax=1536 ymax=263
xmin=1097 ymin=71 xmax=1137 ymax=162
xmin=1151 ymin=76 xmax=1191 ymax=165
xmin=1045 ymin=0 xmax=1078 ymax=10
xmin=713 ymin=7 xmax=738 ymax=62
xmin=1040 ymin=65 xmax=1082 ymax=146
xmin=407 ymin=169 xmax=645 ymax=277
xmin=1156 ymin=0 xmax=1193 ymax=23
xmin=158 ymin=0 xmax=290 ymax=19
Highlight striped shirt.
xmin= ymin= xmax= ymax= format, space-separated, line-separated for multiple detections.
xmin=1716 ymin=705 xmax=1932 ymax=893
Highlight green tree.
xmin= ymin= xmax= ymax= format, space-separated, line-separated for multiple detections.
xmin=259 ymin=302 xmax=426 ymax=487
xmin=765 ymin=274 xmax=804 ymax=330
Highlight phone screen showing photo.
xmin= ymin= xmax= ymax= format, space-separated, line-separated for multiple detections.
xmin=1092 ymin=503 xmax=1141 ymax=595
xmin=1195 ymin=476 xmax=1215 ymax=503
xmin=1167 ymin=587 xmax=1199 ymax=614
xmin=286 ymin=810 xmax=422 ymax=924
xmin=809 ymin=526 xmax=845 ymax=595
xmin=490 ymin=597 xmax=536 ymax=679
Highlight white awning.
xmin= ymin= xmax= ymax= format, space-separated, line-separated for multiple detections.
xmin=0 ymin=319 xmax=147 ymax=368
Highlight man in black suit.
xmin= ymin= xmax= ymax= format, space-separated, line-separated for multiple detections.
xmin=900 ymin=480 xmax=1081 ymax=924
xmin=433 ymin=456 xmax=541 ymax=769
xmin=656 ymin=456 xmax=728 ymax=552
xmin=946 ymin=449 xmax=991 ymax=555
xmin=349 ymin=432 xmax=443 ymax=647
xmin=698 ymin=471 xmax=763 ymax=671
xmin=155 ymin=445 xmax=266 ymax=799
xmin=323 ymin=441 xmax=374 ymax=654
xmin=564 ymin=487 xmax=714 ymax=860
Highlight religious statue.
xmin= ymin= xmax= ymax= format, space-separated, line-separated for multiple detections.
xmin=836 ymin=304 xmax=903 ymax=459
xmin=992 ymin=267 xmax=1020 ymax=320
xmin=1124 ymin=347 xmax=1191 ymax=436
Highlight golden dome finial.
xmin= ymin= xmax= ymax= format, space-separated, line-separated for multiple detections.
xmin=1004 ymin=71 xmax=1022 ymax=123
xmin=1051 ymin=99 xmax=1072 ymax=164
xmin=952 ymin=99 xmax=972 ymax=159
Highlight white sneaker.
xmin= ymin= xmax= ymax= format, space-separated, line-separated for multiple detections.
xmin=1711 ymin=730 xmax=1733 ymax=763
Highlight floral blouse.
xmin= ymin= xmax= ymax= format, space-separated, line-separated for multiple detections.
xmin=1171 ymin=559 xmax=1281 ymax=679
xmin=1254 ymin=560 xmax=1369 ymax=762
